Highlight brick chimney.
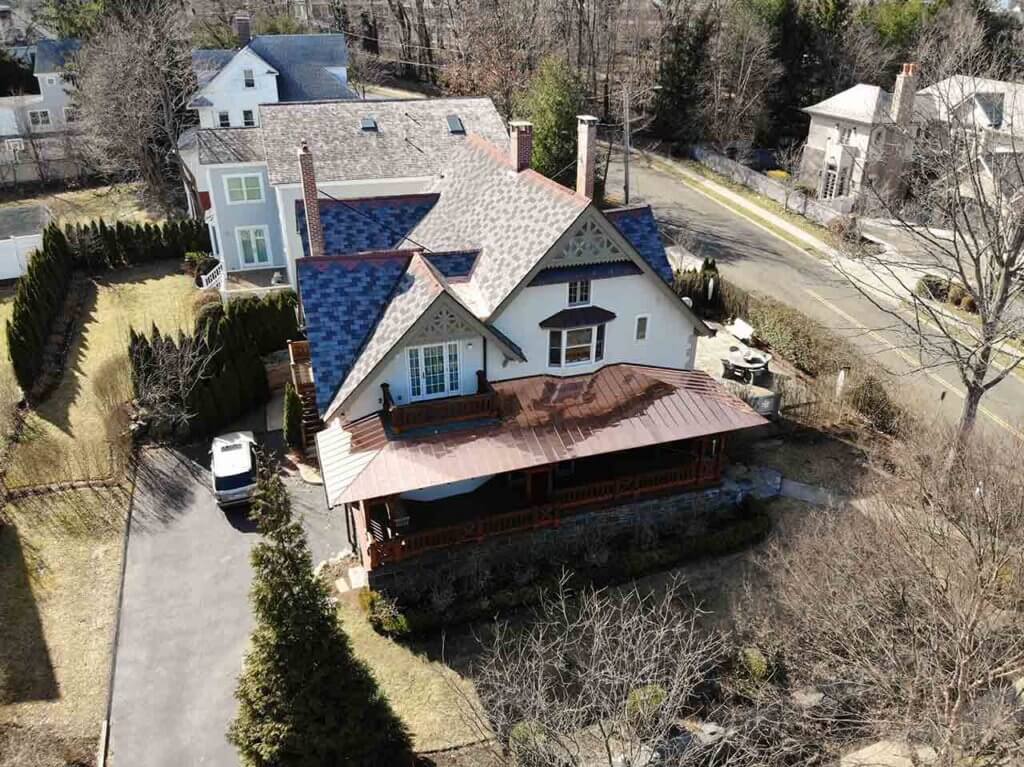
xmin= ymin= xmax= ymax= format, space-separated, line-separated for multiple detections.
xmin=509 ymin=120 xmax=533 ymax=172
xmin=576 ymin=115 xmax=598 ymax=199
xmin=232 ymin=11 xmax=251 ymax=47
xmin=298 ymin=141 xmax=325 ymax=259
xmin=890 ymin=62 xmax=919 ymax=127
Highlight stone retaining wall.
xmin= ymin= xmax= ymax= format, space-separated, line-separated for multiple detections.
xmin=367 ymin=467 xmax=782 ymax=604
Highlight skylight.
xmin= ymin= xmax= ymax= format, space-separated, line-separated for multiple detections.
xmin=446 ymin=114 xmax=465 ymax=134
xmin=361 ymin=116 xmax=378 ymax=132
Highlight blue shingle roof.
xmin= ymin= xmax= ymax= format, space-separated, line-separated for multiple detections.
xmin=605 ymin=206 xmax=674 ymax=283
xmin=424 ymin=250 xmax=479 ymax=280
xmin=248 ymin=35 xmax=355 ymax=101
xmin=296 ymin=195 xmax=438 ymax=258
xmin=298 ymin=254 xmax=412 ymax=410
xmin=34 ymin=39 xmax=80 ymax=74
xmin=529 ymin=261 xmax=642 ymax=287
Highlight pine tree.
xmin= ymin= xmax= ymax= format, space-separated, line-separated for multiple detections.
xmin=283 ymin=383 xmax=303 ymax=451
xmin=517 ymin=57 xmax=588 ymax=183
xmin=229 ymin=465 xmax=412 ymax=766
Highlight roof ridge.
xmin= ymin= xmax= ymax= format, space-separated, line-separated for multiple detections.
xmin=315 ymin=192 xmax=440 ymax=207
xmin=298 ymin=249 xmax=417 ymax=266
xmin=263 ymin=96 xmax=494 ymax=108
xmin=465 ymin=133 xmax=588 ymax=207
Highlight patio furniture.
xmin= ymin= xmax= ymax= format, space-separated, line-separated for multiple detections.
xmin=721 ymin=348 xmax=772 ymax=385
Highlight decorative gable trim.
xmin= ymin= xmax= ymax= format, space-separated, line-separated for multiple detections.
xmin=488 ymin=205 xmax=713 ymax=336
xmin=194 ymin=47 xmax=278 ymax=100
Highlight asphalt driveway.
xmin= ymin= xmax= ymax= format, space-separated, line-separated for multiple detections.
xmin=107 ymin=445 xmax=347 ymax=767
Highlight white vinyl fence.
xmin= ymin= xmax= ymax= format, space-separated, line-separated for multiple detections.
xmin=0 ymin=233 xmax=41 ymax=280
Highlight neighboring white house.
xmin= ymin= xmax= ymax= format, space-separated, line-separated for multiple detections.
xmin=189 ymin=97 xmax=510 ymax=296
xmin=800 ymin=64 xmax=1024 ymax=207
xmin=0 ymin=38 xmax=83 ymax=187
xmin=178 ymin=18 xmax=356 ymax=216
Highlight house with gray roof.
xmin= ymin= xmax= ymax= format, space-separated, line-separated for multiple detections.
xmin=187 ymin=96 xmax=510 ymax=296
xmin=800 ymin=64 xmax=1024 ymax=208
xmin=0 ymin=38 xmax=83 ymax=187
xmin=289 ymin=117 xmax=768 ymax=596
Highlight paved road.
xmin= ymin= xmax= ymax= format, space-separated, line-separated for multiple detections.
xmin=107 ymin=446 xmax=348 ymax=767
xmin=607 ymin=154 xmax=1024 ymax=442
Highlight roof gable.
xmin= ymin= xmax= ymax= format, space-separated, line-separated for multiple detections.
xmin=605 ymin=206 xmax=675 ymax=283
xmin=247 ymin=34 xmax=353 ymax=101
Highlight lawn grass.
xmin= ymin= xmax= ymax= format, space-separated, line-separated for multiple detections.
xmin=338 ymin=597 xmax=482 ymax=752
xmin=0 ymin=486 xmax=130 ymax=764
xmin=0 ymin=288 xmax=16 ymax=442
xmin=6 ymin=261 xmax=194 ymax=487
xmin=0 ymin=183 xmax=161 ymax=226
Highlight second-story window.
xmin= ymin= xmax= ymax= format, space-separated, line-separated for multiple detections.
xmin=408 ymin=341 xmax=460 ymax=400
xmin=839 ymin=126 xmax=853 ymax=145
xmin=242 ymin=110 xmax=256 ymax=127
xmin=218 ymin=111 xmax=230 ymax=128
xmin=225 ymin=173 xmax=264 ymax=203
xmin=548 ymin=325 xmax=605 ymax=367
xmin=243 ymin=69 xmax=255 ymax=88
xmin=635 ymin=315 xmax=649 ymax=341
xmin=64 ymin=107 xmax=79 ymax=123
xmin=567 ymin=280 xmax=590 ymax=306
xmin=28 ymin=110 xmax=51 ymax=128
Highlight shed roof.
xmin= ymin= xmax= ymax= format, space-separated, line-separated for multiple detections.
xmin=317 ymin=365 xmax=768 ymax=506
xmin=0 ymin=204 xmax=49 ymax=238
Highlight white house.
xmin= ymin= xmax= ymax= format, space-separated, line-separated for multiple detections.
xmin=800 ymin=64 xmax=1024 ymax=207
xmin=178 ymin=18 xmax=355 ymax=216
xmin=292 ymin=117 xmax=768 ymax=587
xmin=189 ymin=97 xmax=509 ymax=296
xmin=0 ymin=38 xmax=82 ymax=187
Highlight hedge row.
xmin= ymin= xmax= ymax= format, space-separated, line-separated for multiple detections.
xmin=196 ymin=290 xmax=299 ymax=357
xmin=4 ymin=226 xmax=74 ymax=392
xmin=5 ymin=219 xmax=210 ymax=395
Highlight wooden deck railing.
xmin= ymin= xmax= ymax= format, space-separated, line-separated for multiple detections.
xmin=366 ymin=461 xmax=715 ymax=568
xmin=389 ymin=390 xmax=500 ymax=433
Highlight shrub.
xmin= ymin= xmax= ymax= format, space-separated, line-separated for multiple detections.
xmin=359 ymin=590 xmax=412 ymax=637
xmin=625 ymin=684 xmax=667 ymax=724
xmin=848 ymin=374 xmax=904 ymax=436
xmin=184 ymin=250 xmax=215 ymax=276
xmin=746 ymin=296 xmax=851 ymax=375
xmin=283 ymin=383 xmax=303 ymax=451
xmin=946 ymin=283 xmax=966 ymax=306
xmin=826 ymin=216 xmax=857 ymax=242
xmin=915 ymin=274 xmax=950 ymax=302
xmin=740 ymin=646 xmax=769 ymax=681
xmin=960 ymin=294 xmax=978 ymax=313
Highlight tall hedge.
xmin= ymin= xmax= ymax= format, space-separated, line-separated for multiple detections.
xmin=5 ymin=218 xmax=210 ymax=394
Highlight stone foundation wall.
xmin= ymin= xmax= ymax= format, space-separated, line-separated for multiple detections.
xmin=367 ymin=467 xmax=782 ymax=605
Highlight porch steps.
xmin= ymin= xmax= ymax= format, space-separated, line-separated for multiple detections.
xmin=298 ymin=385 xmax=323 ymax=459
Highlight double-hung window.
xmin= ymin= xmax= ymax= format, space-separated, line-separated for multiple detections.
xmin=548 ymin=325 xmax=605 ymax=367
xmin=242 ymin=109 xmax=256 ymax=127
xmin=63 ymin=107 xmax=79 ymax=123
xmin=408 ymin=341 xmax=460 ymax=400
xmin=218 ymin=111 xmax=230 ymax=128
xmin=236 ymin=226 xmax=270 ymax=266
xmin=243 ymin=69 xmax=255 ymax=88
xmin=567 ymin=280 xmax=590 ymax=306
xmin=28 ymin=110 xmax=51 ymax=127
xmin=225 ymin=174 xmax=263 ymax=204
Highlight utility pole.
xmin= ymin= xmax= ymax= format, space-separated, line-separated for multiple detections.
xmin=622 ymin=81 xmax=631 ymax=205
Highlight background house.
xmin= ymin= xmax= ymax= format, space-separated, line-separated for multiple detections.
xmin=0 ymin=38 xmax=82 ymax=187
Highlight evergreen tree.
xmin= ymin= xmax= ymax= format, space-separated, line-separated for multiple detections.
xmin=283 ymin=383 xmax=303 ymax=451
xmin=517 ymin=57 xmax=588 ymax=183
xmin=229 ymin=465 xmax=412 ymax=766
xmin=652 ymin=7 xmax=715 ymax=143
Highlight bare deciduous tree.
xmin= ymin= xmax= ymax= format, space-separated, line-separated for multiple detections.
xmin=130 ymin=334 xmax=218 ymax=434
xmin=837 ymin=24 xmax=1024 ymax=453
xmin=74 ymin=0 xmax=197 ymax=214
xmin=701 ymin=0 xmax=781 ymax=151
xmin=453 ymin=576 xmax=727 ymax=767
xmin=742 ymin=428 xmax=1024 ymax=763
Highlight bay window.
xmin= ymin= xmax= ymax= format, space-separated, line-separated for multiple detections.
xmin=548 ymin=325 xmax=606 ymax=367
xmin=408 ymin=341 xmax=460 ymax=400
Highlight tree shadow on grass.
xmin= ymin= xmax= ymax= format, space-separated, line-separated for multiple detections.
xmin=0 ymin=526 xmax=58 ymax=705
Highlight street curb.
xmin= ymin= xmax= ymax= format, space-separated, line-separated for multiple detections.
xmin=98 ymin=454 xmax=142 ymax=767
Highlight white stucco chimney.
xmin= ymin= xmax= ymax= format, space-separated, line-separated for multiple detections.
xmin=232 ymin=11 xmax=252 ymax=47
xmin=509 ymin=120 xmax=533 ymax=172
xmin=576 ymin=115 xmax=599 ymax=199
xmin=890 ymin=62 xmax=919 ymax=127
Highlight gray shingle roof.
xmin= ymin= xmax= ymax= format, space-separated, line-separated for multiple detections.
xmin=191 ymin=49 xmax=235 ymax=88
xmin=259 ymin=97 xmax=509 ymax=185
xmin=248 ymin=34 xmax=354 ymax=101
xmin=34 ymin=38 xmax=79 ymax=74
xmin=803 ymin=83 xmax=892 ymax=124
xmin=405 ymin=135 xmax=588 ymax=317
xmin=196 ymin=128 xmax=264 ymax=164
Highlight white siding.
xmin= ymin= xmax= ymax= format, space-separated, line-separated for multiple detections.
xmin=195 ymin=49 xmax=278 ymax=129
xmin=488 ymin=273 xmax=696 ymax=381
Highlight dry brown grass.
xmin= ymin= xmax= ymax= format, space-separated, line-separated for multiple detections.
xmin=0 ymin=288 xmax=17 ymax=443
xmin=338 ymin=596 xmax=481 ymax=752
xmin=6 ymin=262 xmax=194 ymax=487
xmin=0 ymin=183 xmax=160 ymax=225
xmin=0 ymin=486 xmax=130 ymax=763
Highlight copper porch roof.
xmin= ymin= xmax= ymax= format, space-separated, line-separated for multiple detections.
xmin=317 ymin=365 xmax=769 ymax=507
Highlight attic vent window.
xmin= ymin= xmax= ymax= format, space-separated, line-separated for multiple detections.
xmin=446 ymin=114 xmax=465 ymax=134
xmin=361 ymin=117 xmax=378 ymax=132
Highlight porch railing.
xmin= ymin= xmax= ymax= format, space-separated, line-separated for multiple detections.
xmin=200 ymin=261 xmax=224 ymax=290
xmin=366 ymin=460 xmax=717 ymax=568
xmin=389 ymin=390 xmax=500 ymax=433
